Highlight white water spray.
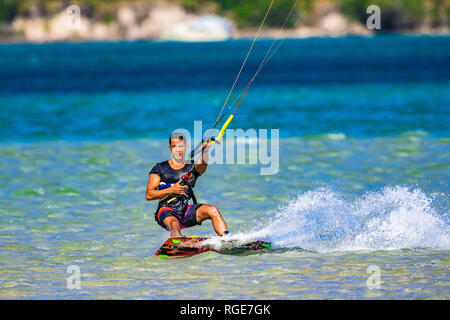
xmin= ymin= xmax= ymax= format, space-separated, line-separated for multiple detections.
xmin=228 ymin=186 xmax=449 ymax=252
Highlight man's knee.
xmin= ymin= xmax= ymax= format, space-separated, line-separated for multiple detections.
xmin=197 ymin=205 xmax=219 ymax=221
xmin=206 ymin=205 xmax=220 ymax=219
xmin=164 ymin=216 xmax=180 ymax=229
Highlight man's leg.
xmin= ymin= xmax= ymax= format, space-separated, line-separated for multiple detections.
xmin=163 ymin=216 xmax=182 ymax=237
xmin=196 ymin=205 xmax=228 ymax=236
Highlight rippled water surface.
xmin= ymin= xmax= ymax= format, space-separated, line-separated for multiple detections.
xmin=0 ymin=35 xmax=449 ymax=299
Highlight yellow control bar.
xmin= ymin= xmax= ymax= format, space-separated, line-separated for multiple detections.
xmin=205 ymin=114 xmax=234 ymax=147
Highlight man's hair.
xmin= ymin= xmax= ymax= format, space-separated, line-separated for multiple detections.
xmin=169 ymin=132 xmax=185 ymax=145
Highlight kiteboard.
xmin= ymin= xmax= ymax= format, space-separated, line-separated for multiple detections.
xmin=155 ymin=236 xmax=271 ymax=258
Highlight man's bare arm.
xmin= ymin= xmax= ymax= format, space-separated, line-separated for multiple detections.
xmin=194 ymin=145 xmax=209 ymax=175
xmin=145 ymin=173 xmax=187 ymax=201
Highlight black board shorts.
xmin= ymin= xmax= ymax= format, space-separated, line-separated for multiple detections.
xmin=156 ymin=203 xmax=203 ymax=230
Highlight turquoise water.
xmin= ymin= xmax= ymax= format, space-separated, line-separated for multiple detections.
xmin=0 ymin=35 xmax=449 ymax=299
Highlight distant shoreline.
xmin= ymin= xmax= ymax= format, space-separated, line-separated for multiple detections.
xmin=1 ymin=30 xmax=449 ymax=45
xmin=1 ymin=0 xmax=448 ymax=45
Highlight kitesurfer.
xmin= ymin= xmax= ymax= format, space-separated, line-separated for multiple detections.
xmin=146 ymin=132 xmax=229 ymax=237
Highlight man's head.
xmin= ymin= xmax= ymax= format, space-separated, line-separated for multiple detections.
xmin=169 ymin=132 xmax=187 ymax=161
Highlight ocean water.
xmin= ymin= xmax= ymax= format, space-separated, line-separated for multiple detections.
xmin=0 ymin=35 xmax=449 ymax=299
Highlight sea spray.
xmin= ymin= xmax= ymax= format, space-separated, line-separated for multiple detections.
xmin=228 ymin=186 xmax=450 ymax=252
xmin=347 ymin=186 xmax=450 ymax=250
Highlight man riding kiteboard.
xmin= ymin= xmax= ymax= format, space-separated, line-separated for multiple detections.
xmin=147 ymin=0 xmax=298 ymax=255
xmin=146 ymin=132 xmax=229 ymax=237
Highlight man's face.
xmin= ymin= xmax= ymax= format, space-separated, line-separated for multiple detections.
xmin=169 ymin=139 xmax=187 ymax=160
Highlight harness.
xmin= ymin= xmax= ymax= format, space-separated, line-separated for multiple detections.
xmin=157 ymin=169 xmax=198 ymax=207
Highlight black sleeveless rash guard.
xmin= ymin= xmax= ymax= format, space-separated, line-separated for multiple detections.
xmin=149 ymin=160 xmax=199 ymax=214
